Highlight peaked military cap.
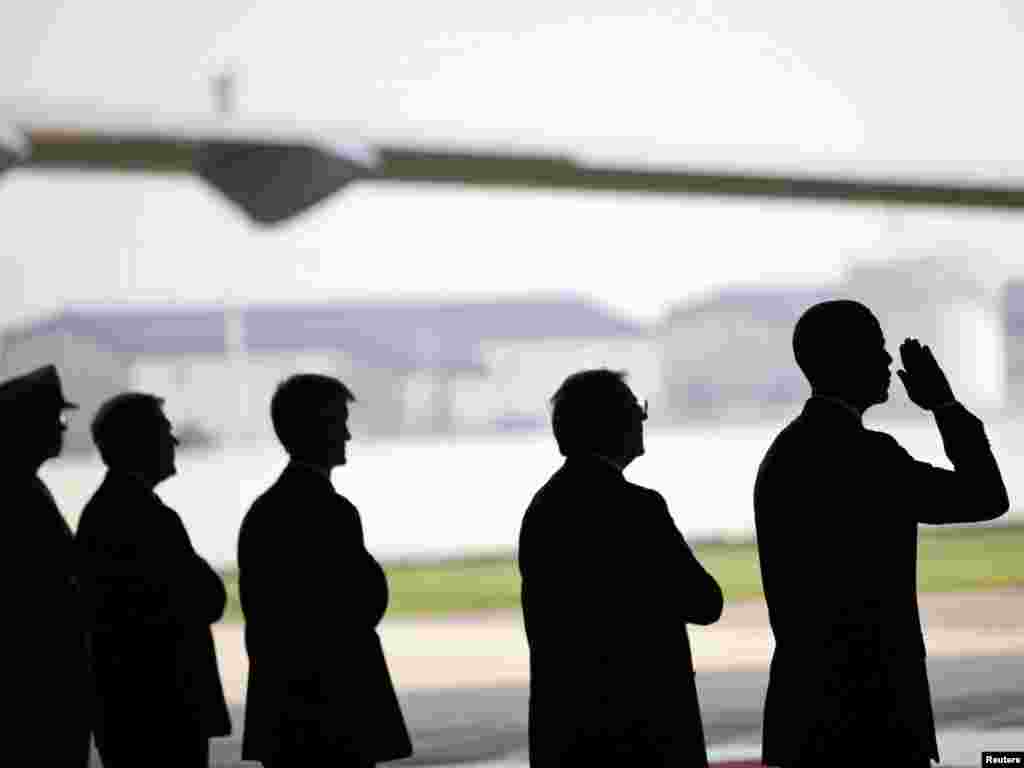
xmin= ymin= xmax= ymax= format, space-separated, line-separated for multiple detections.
xmin=0 ymin=365 xmax=78 ymax=411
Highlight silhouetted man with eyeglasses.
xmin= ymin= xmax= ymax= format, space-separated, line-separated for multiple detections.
xmin=519 ymin=368 xmax=723 ymax=767
xmin=755 ymin=300 xmax=1009 ymax=768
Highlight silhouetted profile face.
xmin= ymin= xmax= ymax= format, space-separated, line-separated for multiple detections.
xmin=92 ymin=393 xmax=179 ymax=487
xmin=793 ymin=300 xmax=894 ymax=413
xmin=271 ymin=373 xmax=356 ymax=470
xmin=551 ymin=368 xmax=647 ymax=468
xmin=0 ymin=365 xmax=77 ymax=469
xmin=322 ymin=397 xmax=352 ymax=468
xmin=618 ymin=382 xmax=647 ymax=466
xmin=48 ymin=404 xmax=68 ymax=459
xmin=5 ymin=403 xmax=67 ymax=468
xmin=148 ymin=408 xmax=179 ymax=484
xmin=23 ymin=403 xmax=67 ymax=464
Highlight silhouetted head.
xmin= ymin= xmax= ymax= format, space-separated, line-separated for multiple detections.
xmin=92 ymin=392 xmax=178 ymax=487
xmin=550 ymin=368 xmax=647 ymax=468
xmin=793 ymin=299 xmax=893 ymax=413
xmin=0 ymin=364 xmax=78 ymax=470
xmin=271 ymin=373 xmax=355 ymax=470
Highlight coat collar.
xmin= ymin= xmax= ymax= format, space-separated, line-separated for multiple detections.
xmin=564 ymin=453 xmax=626 ymax=478
xmin=803 ymin=395 xmax=866 ymax=429
xmin=103 ymin=469 xmax=163 ymax=503
xmin=282 ymin=460 xmax=336 ymax=491
xmin=286 ymin=459 xmax=332 ymax=478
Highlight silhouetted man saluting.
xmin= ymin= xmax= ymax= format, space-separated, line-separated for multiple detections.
xmin=1 ymin=365 xmax=91 ymax=767
xmin=239 ymin=374 xmax=412 ymax=768
xmin=77 ymin=393 xmax=230 ymax=768
xmin=519 ymin=368 xmax=723 ymax=767
xmin=755 ymin=300 xmax=1010 ymax=768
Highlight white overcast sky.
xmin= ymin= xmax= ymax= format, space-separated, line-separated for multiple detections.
xmin=2 ymin=0 xmax=1024 ymax=324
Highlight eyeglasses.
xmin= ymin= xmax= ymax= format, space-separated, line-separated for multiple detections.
xmin=633 ymin=399 xmax=648 ymax=420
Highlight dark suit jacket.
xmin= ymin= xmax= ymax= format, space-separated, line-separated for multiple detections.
xmin=238 ymin=462 xmax=412 ymax=765
xmin=754 ymin=397 xmax=1009 ymax=766
xmin=76 ymin=471 xmax=231 ymax=748
xmin=7 ymin=472 xmax=92 ymax=766
xmin=518 ymin=455 xmax=723 ymax=767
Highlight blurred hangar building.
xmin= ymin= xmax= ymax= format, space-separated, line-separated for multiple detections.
xmin=660 ymin=253 xmax=1010 ymax=422
xmin=0 ymin=297 xmax=659 ymax=451
xmin=0 ymin=253 xmax=1019 ymax=452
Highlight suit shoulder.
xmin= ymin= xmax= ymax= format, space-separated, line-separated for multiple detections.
xmin=77 ymin=478 xmax=142 ymax=538
xmin=764 ymin=416 xmax=804 ymax=452
xmin=77 ymin=483 xmax=109 ymax=525
xmin=239 ymin=483 xmax=284 ymax=537
xmin=518 ymin=472 xmax=566 ymax=542
xmin=624 ymin=481 xmax=668 ymax=509
xmin=520 ymin=484 xmax=547 ymax=532
xmin=754 ymin=420 xmax=813 ymax=513
xmin=245 ymin=483 xmax=277 ymax=513
xmin=757 ymin=415 xmax=826 ymax=474
xmin=333 ymin=491 xmax=360 ymax=515
xmin=864 ymin=428 xmax=907 ymax=452
xmin=244 ymin=469 xmax=304 ymax=511
xmin=523 ymin=468 xmax=564 ymax=508
xmin=77 ymin=493 xmax=110 ymax=538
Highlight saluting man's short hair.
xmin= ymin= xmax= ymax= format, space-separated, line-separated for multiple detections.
xmin=271 ymin=373 xmax=355 ymax=456
xmin=793 ymin=299 xmax=876 ymax=387
xmin=550 ymin=368 xmax=629 ymax=457
xmin=92 ymin=392 xmax=166 ymax=467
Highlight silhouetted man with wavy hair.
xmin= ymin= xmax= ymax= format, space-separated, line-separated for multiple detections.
xmin=755 ymin=299 xmax=1009 ymax=768
xmin=519 ymin=368 xmax=723 ymax=767
xmin=239 ymin=373 xmax=411 ymax=768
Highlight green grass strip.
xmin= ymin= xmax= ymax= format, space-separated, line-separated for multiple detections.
xmin=219 ymin=522 xmax=1024 ymax=621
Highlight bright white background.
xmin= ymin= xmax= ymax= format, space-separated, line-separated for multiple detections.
xmin=2 ymin=1 xmax=1024 ymax=327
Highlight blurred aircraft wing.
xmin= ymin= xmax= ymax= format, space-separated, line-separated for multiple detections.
xmin=18 ymin=121 xmax=377 ymax=225
xmin=375 ymin=147 xmax=1024 ymax=210
xmin=11 ymin=118 xmax=1024 ymax=224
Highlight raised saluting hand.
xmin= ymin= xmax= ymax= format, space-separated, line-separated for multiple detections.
xmin=897 ymin=338 xmax=956 ymax=411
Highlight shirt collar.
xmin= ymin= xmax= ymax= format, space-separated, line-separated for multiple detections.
xmin=287 ymin=459 xmax=333 ymax=479
xmin=566 ymin=452 xmax=625 ymax=475
xmin=108 ymin=469 xmax=162 ymax=500
xmin=809 ymin=394 xmax=864 ymax=426
xmin=588 ymin=452 xmax=625 ymax=473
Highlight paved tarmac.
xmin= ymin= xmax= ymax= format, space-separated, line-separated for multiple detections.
xmin=88 ymin=589 xmax=1024 ymax=766
xmin=188 ymin=653 xmax=1023 ymax=767
xmin=210 ymin=589 xmax=1024 ymax=697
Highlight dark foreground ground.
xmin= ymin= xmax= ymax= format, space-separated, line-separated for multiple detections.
xmin=166 ymin=652 xmax=1022 ymax=767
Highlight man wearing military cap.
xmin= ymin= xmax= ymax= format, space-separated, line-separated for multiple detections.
xmin=0 ymin=363 xmax=79 ymax=411
xmin=1 ymin=364 xmax=92 ymax=767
